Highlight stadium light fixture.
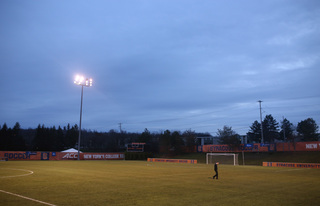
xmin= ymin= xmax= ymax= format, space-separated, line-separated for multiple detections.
xmin=74 ymin=75 xmax=93 ymax=160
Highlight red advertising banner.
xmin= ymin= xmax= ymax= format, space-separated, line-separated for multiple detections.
xmin=0 ymin=151 xmax=61 ymax=161
xmin=0 ymin=151 xmax=125 ymax=161
xmin=198 ymin=141 xmax=320 ymax=153
xmin=200 ymin=143 xmax=270 ymax=153
xmin=263 ymin=162 xmax=320 ymax=169
xmin=276 ymin=141 xmax=320 ymax=152
xmin=147 ymin=158 xmax=197 ymax=164
xmin=83 ymin=153 xmax=125 ymax=160
xmin=60 ymin=152 xmax=79 ymax=160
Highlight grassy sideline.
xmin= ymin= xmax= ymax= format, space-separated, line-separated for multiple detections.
xmin=1 ymin=160 xmax=320 ymax=206
xmin=172 ymin=151 xmax=320 ymax=165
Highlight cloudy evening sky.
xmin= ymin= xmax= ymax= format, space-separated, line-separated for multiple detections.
xmin=1 ymin=0 xmax=319 ymax=135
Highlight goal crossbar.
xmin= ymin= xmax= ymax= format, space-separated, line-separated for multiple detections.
xmin=206 ymin=153 xmax=238 ymax=165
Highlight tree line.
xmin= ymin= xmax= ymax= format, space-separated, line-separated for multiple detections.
xmin=0 ymin=116 xmax=318 ymax=153
xmin=218 ymin=116 xmax=319 ymax=146
xmin=0 ymin=123 xmax=199 ymax=155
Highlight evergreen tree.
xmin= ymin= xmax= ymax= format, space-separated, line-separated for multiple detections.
xmin=297 ymin=118 xmax=319 ymax=141
xmin=171 ymin=131 xmax=184 ymax=154
xmin=12 ymin=122 xmax=26 ymax=150
xmin=64 ymin=124 xmax=78 ymax=148
xmin=159 ymin=130 xmax=171 ymax=154
xmin=48 ymin=126 xmax=57 ymax=150
xmin=262 ymin=114 xmax=279 ymax=143
xmin=247 ymin=120 xmax=261 ymax=143
xmin=56 ymin=126 xmax=65 ymax=150
xmin=139 ymin=128 xmax=151 ymax=143
xmin=0 ymin=123 xmax=9 ymax=150
xmin=182 ymin=129 xmax=197 ymax=153
xmin=33 ymin=124 xmax=50 ymax=151
xmin=280 ymin=118 xmax=294 ymax=142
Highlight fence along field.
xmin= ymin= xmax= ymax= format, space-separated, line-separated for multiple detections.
xmin=1 ymin=160 xmax=320 ymax=206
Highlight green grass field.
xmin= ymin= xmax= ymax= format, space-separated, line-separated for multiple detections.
xmin=1 ymin=160 xmax=320 ymax=206
xmin=172 ymin=151 xmax=320 ymax=165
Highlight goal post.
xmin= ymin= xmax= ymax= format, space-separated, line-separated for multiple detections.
xmin=206 ymin=153 xmax=239 ymax=165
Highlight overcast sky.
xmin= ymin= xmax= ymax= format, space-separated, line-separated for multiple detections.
xmin=1 ymin=0 xmax=319 ymax=135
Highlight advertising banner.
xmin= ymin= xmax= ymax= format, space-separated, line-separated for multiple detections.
xmin=276 ymin=141 xmax=320 ymax=152
xmin=147 ymin=158 xmax=197 ymax=164
xmin=198 ymin=141 xmax=320 ymax=153
xmin=0 ymin=151 xmax=125 ymax=161
xmin=200 ymin=143 xmax=271 ymax=153
xmin=60 ymin=152 xmax=80 ymax=160
xmin=263 ymin=162 xmax=320 ymax=169
xmin=83 ymin=153 xmax=125 ymax=160
xmin=0 ymin=151 xmax=61 ymax=161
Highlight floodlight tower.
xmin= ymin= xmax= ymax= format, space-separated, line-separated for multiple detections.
xmin=74 ymin=75 xmax=92 ymax=160
xmin=258 ymin=100 xmax=264 ymax=144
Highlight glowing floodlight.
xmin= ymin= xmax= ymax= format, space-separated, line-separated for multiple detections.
xmin=74 ymin=75 xmax=93 ymax=160
xmin=74 ymin=75 xmax=92 ymax=87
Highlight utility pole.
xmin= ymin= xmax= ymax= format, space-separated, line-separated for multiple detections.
xmin=282 ymin=116 xmax=286 ymax=141
xmin=119 ymin=123 xmax=122 ymax=133
xmin=258 ymin=100 xmax=264 ymax=144
xmin=282 ymin=116 xmax=286 ymax=151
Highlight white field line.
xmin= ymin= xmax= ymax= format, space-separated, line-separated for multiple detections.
xmin=1 ymin=169 xmax=56 ymax=205
xmin=0 ymin=168 xmax=34 ymax=178
xmin=0 ymin=190 xmax=57 ymax=206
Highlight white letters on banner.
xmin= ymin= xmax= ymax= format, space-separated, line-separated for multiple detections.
xmin=62 ymin=153 xmax=78 ymax=159
xmin=60 ymin=153 xmax=125 ymax=160
xmin=306 ymin=144 xmax=317 ymax=149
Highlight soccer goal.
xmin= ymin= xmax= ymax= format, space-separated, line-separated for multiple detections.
xmin=206 ymin=153 xmax=239 ymax=165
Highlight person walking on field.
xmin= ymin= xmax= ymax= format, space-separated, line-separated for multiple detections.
xmin=213 ymin=162 xmax=219 ymax=179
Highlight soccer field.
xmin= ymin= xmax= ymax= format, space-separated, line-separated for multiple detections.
xmin=1 ymin=161 xmax=319 ymax=206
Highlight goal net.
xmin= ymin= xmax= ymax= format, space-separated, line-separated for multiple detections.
xmin=206 ymin=153 xmax=239 ymax=165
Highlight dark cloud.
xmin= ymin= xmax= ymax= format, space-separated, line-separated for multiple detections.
xmin=1 ymin=0 xmax=319 ymax=135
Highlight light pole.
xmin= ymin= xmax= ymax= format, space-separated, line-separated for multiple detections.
xmin=258 ymin=100 xmax=264 ymax=144
xmin=74 ymin=75 xmax=92 ymax=160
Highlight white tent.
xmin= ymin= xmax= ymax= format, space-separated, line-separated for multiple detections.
xmin=61 ymin=148 xmax=82 ymax=153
